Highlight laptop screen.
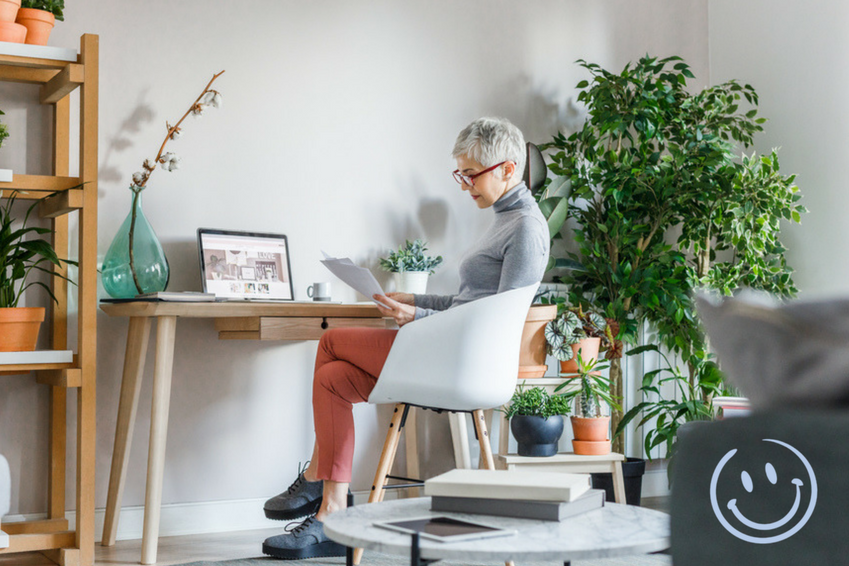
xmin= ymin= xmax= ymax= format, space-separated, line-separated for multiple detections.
xmin=197 ymin=229 xmax=295 ymax=300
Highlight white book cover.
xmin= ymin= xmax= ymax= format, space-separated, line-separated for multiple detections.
xmin=0 ymin=169 xmax=11 ymax=183
xmin=424 ymin=469 xmax=591 ymax=502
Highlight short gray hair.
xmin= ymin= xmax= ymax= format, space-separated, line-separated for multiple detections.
xmin=452 ymin=117 xmax=526 ymax=180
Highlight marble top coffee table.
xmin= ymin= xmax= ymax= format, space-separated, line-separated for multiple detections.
xmin=323 ymin=497 xmax=669 ymax=566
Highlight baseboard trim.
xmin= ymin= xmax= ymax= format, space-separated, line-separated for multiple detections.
xmin=4 ymin=477 xmax=665 ymax=544
xmin=2 ymin=490 xmax=390 ymax=543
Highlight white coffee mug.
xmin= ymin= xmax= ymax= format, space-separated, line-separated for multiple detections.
xmin=307 ymin=282 xmax=332 ymax=301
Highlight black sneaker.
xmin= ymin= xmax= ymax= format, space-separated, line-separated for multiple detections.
xmin=262 ymin=516 xmax=347 ymax=560
xmin=264 ymin=465 xmax=324 ymax=521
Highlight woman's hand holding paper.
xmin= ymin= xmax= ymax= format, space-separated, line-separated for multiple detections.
xmin=373 ymin=294 xmax=416 ymax=327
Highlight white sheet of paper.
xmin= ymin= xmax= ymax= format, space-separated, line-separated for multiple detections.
xmin=320 ymin=252 xmax=389 ymax=308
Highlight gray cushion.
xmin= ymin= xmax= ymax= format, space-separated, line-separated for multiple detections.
xmin=672 ymin=411 xmax=849 ymax=564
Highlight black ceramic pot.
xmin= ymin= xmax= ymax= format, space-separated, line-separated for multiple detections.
xmin=591 ymin=457 xmax=646 ymax=505
xmin=510 ymin=415 xmax=565 ymax=457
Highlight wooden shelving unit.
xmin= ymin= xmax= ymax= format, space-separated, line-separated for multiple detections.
xmin=0 ymin=35 xmax=98 ymax=566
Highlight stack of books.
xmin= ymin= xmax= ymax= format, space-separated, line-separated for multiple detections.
xmin=713 ymin=396 xmax=752 ymax=418
xmin=424 ymin=469 xmax=605 ymax=521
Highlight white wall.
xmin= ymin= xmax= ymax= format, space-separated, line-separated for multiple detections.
xmin=709 ymin=0 xmax=846 ymax=296
xmin=0 ymin=0 xmax=708 ymax=524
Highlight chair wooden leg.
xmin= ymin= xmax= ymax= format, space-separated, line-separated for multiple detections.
xmin=353 ymin=403 xmax=406 ymax=565
xmin=404 ymin=407 xmax=421 ymax=498
xmin=448 ymin=412 xmax=472 ymax=469
xmin=478 ymin=409 xmax=495 ymax=469
xmin=472 ymin=409 xmax=495 ymax=470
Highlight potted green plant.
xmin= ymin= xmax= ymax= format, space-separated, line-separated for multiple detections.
xmin=502 ymin=384 xmax=571 ymax=457
xmin=378 ymin=238 xmax=443 ymax=294
xmin=555 ymin=353 xmax=619 ymax=455
xmin=542 ymin=55 xmax=804 ymax=454
xmin=15 ymin=0 xmax=62 ymax=45
xmin=544 ymin=304 xmax=611 ymax=374
xmin=0 ymin=191 xmax=76 ymax=351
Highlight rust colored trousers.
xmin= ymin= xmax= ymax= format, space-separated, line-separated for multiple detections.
xmin=312 ymin=327 xmax=398 ymax=482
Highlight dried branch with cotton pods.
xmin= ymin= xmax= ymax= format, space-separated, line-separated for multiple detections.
xmin=131 ymin=70 xmax=225 ymax=190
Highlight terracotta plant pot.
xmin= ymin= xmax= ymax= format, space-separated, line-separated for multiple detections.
xmin=571 ymin=415 xmax=610 ymax=441
xmin=15 ymin=7 xmax=52 ymax=46
xmin=559 ymin=337 xmax=602 ymax=374
xmin=0 ymin=307 xmax=45 ymax=351
xmin=518 ymin=304 xmax=557 ymax=379
xmin=0 ymin=19 xmax=24 ymax=42
xmin=0 ymin=0 xmax=20 ymax=23
xmin=572 ymin=439 xmax=611 ymax=455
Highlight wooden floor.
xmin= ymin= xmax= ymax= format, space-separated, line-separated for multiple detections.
xmin=0 ymin=526 xmax=281 ymax=566
xmin=0 ymin=497 xmax=670 ymax=565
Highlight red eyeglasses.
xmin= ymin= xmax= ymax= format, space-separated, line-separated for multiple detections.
xmin=452 ymin=161 xmax=507 ymax=186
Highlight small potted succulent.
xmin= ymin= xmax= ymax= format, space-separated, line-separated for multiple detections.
xmin=16 ymin=0 xmax=63 ymax=45
xmin=0 ymin=191 xmax=76 ymax=351
xmin=379 ymin=239 xmax=442 ymax=294
xmin=502 ymin=384 xmax=572 ymax=457
xmin=545 ymin=304 xmax=611 ymax=374
xmin=556 ymin=353 xmax=620 ymax=455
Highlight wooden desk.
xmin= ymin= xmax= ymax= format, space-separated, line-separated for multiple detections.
xmin=99 ymin=301 xmax=386 ymax=565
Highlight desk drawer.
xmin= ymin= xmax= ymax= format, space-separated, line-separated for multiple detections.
xmin=216 ymin=317 xmax=388 ymax=341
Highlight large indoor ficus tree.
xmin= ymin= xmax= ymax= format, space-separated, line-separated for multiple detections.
xmin=538 ymin=55 xmax=806 ymax=455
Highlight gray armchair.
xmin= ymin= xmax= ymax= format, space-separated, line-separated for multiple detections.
xmin=671 ymin=411 xmax=849 ymax=564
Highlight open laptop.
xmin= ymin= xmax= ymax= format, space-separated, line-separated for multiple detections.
xmin=197 ymin=228 xmax=302 ymax=302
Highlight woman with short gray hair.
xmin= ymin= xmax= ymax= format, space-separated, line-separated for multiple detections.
xmin=262 ymin=117 xmax=549 ymax=559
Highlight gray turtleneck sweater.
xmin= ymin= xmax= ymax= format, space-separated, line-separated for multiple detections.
xmin=413 ymin=181 xmax=549 ymax=320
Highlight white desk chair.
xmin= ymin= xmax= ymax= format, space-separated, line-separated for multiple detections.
xmin=352 ymin=284 xmax=538 ymax=564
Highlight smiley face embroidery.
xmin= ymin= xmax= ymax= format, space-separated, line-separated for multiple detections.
xmin=709 ymin=439 xmax=817 ymax=544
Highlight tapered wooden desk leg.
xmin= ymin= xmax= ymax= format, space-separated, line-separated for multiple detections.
xmin=472 ymin=410 xmax=495 ymax=470
xmin=612 ymin=460 xmax=627 ymax=504
xmin=102 ymin=317 xmax=152 ymax=547
xmin=141 ymin=316 xmax=177 ymax=565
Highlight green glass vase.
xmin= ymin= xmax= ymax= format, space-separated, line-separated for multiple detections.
xmin=101 ymin=186 xmax=170 ymax=298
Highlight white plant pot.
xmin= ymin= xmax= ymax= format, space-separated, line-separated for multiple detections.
xmin=394 ymin=271 xmax=429 ymax=294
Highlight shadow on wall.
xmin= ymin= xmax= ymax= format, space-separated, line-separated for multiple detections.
xmin=482 ymin=73 xmax=586 ymax=147
xmin=99 ymin=91 xmax=155 ymax=196
xmin=361 ymin=172 xmax=452 ymax=296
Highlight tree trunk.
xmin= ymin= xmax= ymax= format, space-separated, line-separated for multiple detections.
xmin=609 ymin=357 xmax=624 ymax=454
